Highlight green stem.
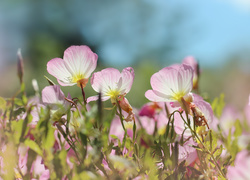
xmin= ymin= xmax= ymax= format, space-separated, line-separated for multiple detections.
xmin=80 ymin=83 xmax=87 ymax=111
xmin=56 ymin=124 xmax=82 ymax=164
xmin=116 ymin=99 xmax=126 ymax=131
xmin=182 ymin=111 xmax=226 ymax=178
xmin=169 ymin=110 xmax=226 ymax=178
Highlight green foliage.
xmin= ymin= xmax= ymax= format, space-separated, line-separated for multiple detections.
xmin=1 ymin=57 xmax=249 ymax=180
xmin=212 ymin=94 xmax=225 ymax=118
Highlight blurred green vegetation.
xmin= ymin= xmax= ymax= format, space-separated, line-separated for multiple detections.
xmin=1 ymin=55 xmax=250 ymax=110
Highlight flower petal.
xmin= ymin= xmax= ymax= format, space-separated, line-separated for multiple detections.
xmin=47 ymin=58 xmax=75 ymax=86
xmin=118 ymin=67 xmax=134 ymax=94
xmin=149 ymin=64 xmax=193 ymax=101
xmin=145 ymin=90 xmax=172 ymax=102
xmin=42 ymin=85 xmax=70 ymax=109
xmin=150 ymin=67 xmax=179 ymax=99
xmin=91 ymin=68 xmax=121 ymax=94
xmin=63 ymin=45 xmax=98 ymax=78
xmin=194 ymin=100 xmax=213 ymax=124
xmin=182 ymin=56 xmax=197 ymax=70
xmin=87 ymin=95 xmax=110 ymax=103
xmin=177 ymin=64 xmax=193 ymax=95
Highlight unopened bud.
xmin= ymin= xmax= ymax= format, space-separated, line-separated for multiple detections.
xmin=118 ymin=97 xmax=135 ymax=122
xmin=32 ymin=79 xmax=39 ymax=96
xmin=17 ymin=49 xmax=24 ymax=84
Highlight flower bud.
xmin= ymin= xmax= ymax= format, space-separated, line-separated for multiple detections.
xmin=17 ymin=49 xmax=24 ymax=84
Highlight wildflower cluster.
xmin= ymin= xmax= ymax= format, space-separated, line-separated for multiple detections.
xmin=0 ymin=45 xmax=250 ymax=179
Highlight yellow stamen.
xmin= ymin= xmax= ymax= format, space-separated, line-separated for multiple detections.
xmin=173 ymin=91 xmax=185 ymax=101
xmin=107 ymin=90 xmax=121 ymax=103
xmin=72 ymin=73 xmax=88 ymax=88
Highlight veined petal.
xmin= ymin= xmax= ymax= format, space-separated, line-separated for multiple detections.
xmin=87 ymin=95 xmax=110 ymax=103
xmin=47 ymin=58 xmax=74 ymax=86
xmin=91 ymin=68 xmax=121 ymax=95
xmin=63 ymin=45 xmax=98 ymax=79
xmin=194 ymin=100 xmax=213 ymax=124
xmin=145 ymin=90 xmax=172 ymax=102
xmin=177 ymin=64 xmax=193 ymax=96
xmin=150 ymin=64 xmax=193 ymax=101
xmin=150 ymin=67 xmax=179 ymax=99
xmin=118 ymin=67 xmax=134 ymax=94
xmin=42 ymin=85 xmax=69 ymax=109
xmin=182 ymin=56 xmax=197 ymax=70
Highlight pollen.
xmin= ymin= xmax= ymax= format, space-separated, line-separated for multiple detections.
xmin=72 ymin=73 xmax=85 ymax=83
xmin=172 ymin=91 xmax=185 ymax=101
xmin=107 ymin=90 xmax=120 ymax=103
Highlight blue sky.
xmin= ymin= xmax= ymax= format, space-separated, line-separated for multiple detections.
xmin=175 ymin=0 xmax=250 ymax=66
xmin=1 ymin=0 xmax=250 ymax=69
xmin=146 ymin=0 xmax=250 ymax=67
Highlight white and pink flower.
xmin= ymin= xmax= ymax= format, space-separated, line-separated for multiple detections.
xmin=88 ymin=67 xmax=135 ymax=121
xmin=47 ymin=45 xmax=98 ymax=88
xmin=145 ymin=64 xmax=194 ymax=104
xmin=182 ymin=56 xmax=199 ymax=90
xmin=174 ymin=95 xmax=213 ymax=138
xmin=42 ymin=85 xmax=71 ymax=111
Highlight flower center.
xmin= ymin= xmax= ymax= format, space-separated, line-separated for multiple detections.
xmin=72 ymin=73 xmax=89 ymax=88
xmin=107 ymin=90 xmax=120 ymax=103
xmin=72 ymin=73 xmax=85 ymax=83
xmin=172 ymin=91 xmax=185 ymax=101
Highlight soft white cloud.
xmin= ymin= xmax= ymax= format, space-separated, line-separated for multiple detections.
xmin=225 ymin=0 xmax=250 ymax=12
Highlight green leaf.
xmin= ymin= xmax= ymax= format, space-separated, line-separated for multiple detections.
xmin=233 ymin=119 xmax=242 ymax=138
xmin=14 ymin=98 xmax=23 ymax=106
xmin=211 ymin=94 xmax=225 ymax=118
xmin=44 ymin=75 xmax=55 ymax=85
xmin=133 ymin=119 xmax=136 ymax=142
xmin=24 ymin=139 xmax=43 ymax=156
xmin=191 ymin=145 xmax=203 ymax=152
xmin=0 ymin=97 xmax=6 ymax=110
xmin=110 ymin=134 xmax=119 ymax=140
xmin=214 ymin=145 xmax=223 ymax=160
xmin=43 ymin=124 xmax=55 ymax=150
xmin=11 ymin=120 xmax=23 ymax=144
xmin=19 ymin=107 xmax=33 ymax=142
xmin=210 ymin=130 xmax=218 ymax=151
xmin=20 ymin=82 xmax=25 ymax=93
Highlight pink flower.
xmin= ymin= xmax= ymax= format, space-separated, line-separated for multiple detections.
xmin=139 ymin=102 xmax=162 ymax=119
xmin=244 ymin=95 xmax=250 ymax=127
xmin=47 ymin=45 xmax=98 ymax=88
xmin=145 ymin=64 xmax=194 ymax=104
xmin=109 ymin=117 xmax=134 ymax=145
xmin=177 ymin=139 xmax=197 ymax=166
xmin=227 ymin=150 xmax=250 ymax=180
xmin=182 ymin=56 xmax=199 ymax=90
xmin=139 ymin=102 xmax=174 ymax=135
xmin=42 ymin=85 xmax=70 ymax=110
xmin=87 ymin=67 xmax=135 ymax=121
xmin=174 ymin=95 xmax=213 ymax=138
xmin=218 ymin=105 xmax=242 ymax=134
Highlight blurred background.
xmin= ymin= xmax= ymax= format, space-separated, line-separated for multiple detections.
xmin=1 ymin=0 xmax=250 ymax=109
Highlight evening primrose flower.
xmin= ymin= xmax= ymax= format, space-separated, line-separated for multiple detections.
xmin=145 ymin=64 xmax=194 ymax=105
xmin=182 ymin=56 xmax=199 ymax=90
xmin=174 ymin=96 xmax=213 ymax=138
xmin=47 ymin=45 xmax=98 ymax=88
xmin=87 ymin=67 xmax=135 ymax=121
xmin=42 ymin=85 xmax=70 ymax=110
